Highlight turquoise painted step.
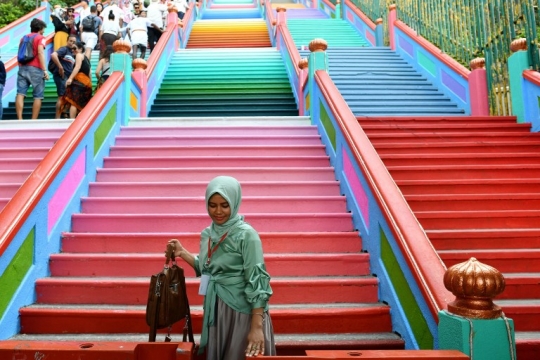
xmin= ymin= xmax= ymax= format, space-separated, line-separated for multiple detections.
xmin=299 ymin=47 xmax=465 ymax=116
xmin=287 ymin=19 xmax=369 ymax=47
xmin=149 ymin=48 xmax=297 ymax=117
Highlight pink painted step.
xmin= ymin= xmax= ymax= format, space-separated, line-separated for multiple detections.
xmin=119 ymin=126 xmax=319 ymax=136
xmin=396 ymin=179 xmax=540 ymax=195
xmin=88 ymin=181 xmax=343 ymax=197
xmin=373 ymin=141 xmax=540 ymax=155
xmin=109 ymin=145 xmax=327 ymax=157
xmin=95 ymin=168 xmax=338 ymax=182
xmin=70 ymin=213 xmax=354 ymax=232
xmin=80 ymin=196 xmax=348 ymax=214
xmin=406 ymin=193 xmax=540 ymax=211
xmin=61 ymin=232 xmax=362 ymax=254
xmin=49 ymin=253 xmax=369 ymax=277
xmin=0 ymin=170 xmax=31 ymax=182
xmin=0 ymin=184 xmax=20 ymax=197
xmin=415 ymin=210 xmax=540 ymax=230
xmin=102 ymin=156 xmax=331 ymax=168
xmin=0 ymin=137 xmax=59 ymax=147
xmin=427 ymin=229 xmax=540 ymax=251
xmin=0 ymin=128 xmax=66 ymax=138
xmin=0 ymin=159 xmax=42 ymax=171
xmin=361 ymin=123 xmax=532 ymax=134
xmin=19 ymin=305 xmax=393 ymax=334
xmin=381 ymin=153 xmax=540 ymax=167
xmin=387 ymin=165 xmax=540 ymax=180
xmin=36 ymin=276 xmax=378 ymax=305
xmin=0 ymin=148 xmax=50 ymax=158
xmin=114 ymin=135 xmax=322 ymax=146
xmin=439 ymin=249 xmax=540 ymax=273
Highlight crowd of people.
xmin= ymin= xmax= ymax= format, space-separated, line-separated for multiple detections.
xmin=11 ymin=0 xmax=188 ymax=120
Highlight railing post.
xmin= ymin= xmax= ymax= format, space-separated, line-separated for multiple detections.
xmin=388 ymin=4 xmax=397 ymax=51
xmin=111 ymin=40 xmax=133 ymax=126
xmin=375 ymin=18 xmax=384 ymax=47
xmin=335 ymin=0 xmax=341 ymax=19
xmin=132 ymin=59 xmax=148 ymax=117
xmin=508 ymin=38 xmax=530 ymax=123
xmin=308 ymin=39 xmax=328 ymax=116
xmin=438 ymin=258 xmax=516 ymax=359
xmin=468 ymin=58 xmax=489 ymax=116
xmin=312 ymin=0 xmax=318 ymax=10
xmin=298 ymin=57 xmax=308 ymax=116
xmin=276 ymin=7 xmax=287 ymax=27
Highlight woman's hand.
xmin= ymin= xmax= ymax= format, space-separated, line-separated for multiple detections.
xmin=245 ymin=324 xmax=265 ymax=357
xmin=66 ymin=78 xmax=72 ymax=86
xmin=167 ymin=239 xmax=185 ymax=258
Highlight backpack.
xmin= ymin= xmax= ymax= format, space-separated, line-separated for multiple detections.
xmin=17 ymin=34 xmax=37 ymax=64
xmin=82 ymin=15 xmax=97 ymax=33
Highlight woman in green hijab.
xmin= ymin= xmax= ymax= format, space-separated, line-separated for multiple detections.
xmin=169 ymin=176 xmax=276 ymax=359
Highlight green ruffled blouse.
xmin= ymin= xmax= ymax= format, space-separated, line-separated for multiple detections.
xmin=194 ymin=222 xmax=273 ymax=352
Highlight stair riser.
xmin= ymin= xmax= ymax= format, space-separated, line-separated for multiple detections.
xmin=429 ymin=235 xmax=540 ymax=251
xmin=0 ymin=130 xmax=65 ymax=138
xmin=80 ymin=198 xmax=348 ymax=214
xmin=0 ymin=172 xmax=30 ymax=182
xmin=0 ymin=149 xmax=50 ymax=158
xmin=109 ymin=146 xmax=327 ymax=157
xmin=418 ymin=215 xmax=540 ymax=230
xmin=71 ymin=214 xmax=354 ymax=233
xmin=362 ymin=126 xmax=531 ymax=134
xmin=0 ymin=160 xmax=41 ymax=171
xmin=398 ymin=182 xmax=540 ymax=195
xmin=407 ymin=198 xmax=540 ymax=212
xmin=367 ymin=135 xmax=540 ymax=142
xmin=102 ymin=157 xmax=331 ymax=169
xmin=498 ymin=309 xmax=540 ymax=332
xmin=88 ymin=182 xmax=342 ymax=197
xmin=0 ymin=139 xmax=57 ymax=147
xmin=61 ymin=233 xmax=362 ymax=254
xmin=382 ymin=157 xmax=540 ymax=167
xmin=36 ymin=280 xmax=378 ymax=305
xmin=114 ymin=137 xmax=322 ymax=146
xmin=389 ymin=168 xmax=540 ymax=180
xmin=442 ymin=256 xmax=540 ymax=272
xmin=374 ymin=145 xmax=540 ymax=154
xmin=19 ymin=309 xmax=393 ymax=334
xmin=95 ymin=169 xmax=338 ymax=182
xmin=496 ymin=280 xmax=540 ymax=300
xmin=0 ymin=185 xmax=19 ymax=197
xmin=118 ymin=127 xmax=318 ymax=136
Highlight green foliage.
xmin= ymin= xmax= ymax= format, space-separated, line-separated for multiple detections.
xmin=0 ymin=0 xmax=80 ymax=28
xmin=0 ymin=3 xmax=25 ymax=28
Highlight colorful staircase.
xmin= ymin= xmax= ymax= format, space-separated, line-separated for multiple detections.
xmin=148 ymin=48 xmax=298 ymax=117
xmin=14 ymin=119 xmax=404 ymax=354
xmin=357 ymin=115 xmax=540 ymax=359
xmin=186 ymin=19 xmax=272 ymax=48
xmin=287 ymin=18 xmax=367 ymax=47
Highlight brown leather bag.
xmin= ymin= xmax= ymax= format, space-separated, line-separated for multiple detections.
xmin=146 ymin=244 xmax=194 ymax=343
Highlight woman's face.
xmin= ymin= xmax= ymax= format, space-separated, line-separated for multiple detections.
xmin=97 ymin=4 xmax=103 ymax=11
xmin=208 ymin=194 xmax=231 ymax=225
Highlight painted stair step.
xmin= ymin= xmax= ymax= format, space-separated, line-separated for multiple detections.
xmin=406 ymin=193 xmax=540 ymax=212
xmin=0 ymin=184 xmax=20 ymax=197
xmin=0 ymin=170 xmax=31 ymax=182
xmin=496 ymin=273 xmax=540 ymax=300
xmin=19 ymin=303 xmax=393 ymax=334
xmin=70 ymin=213 xmax=354 ymax=232
xmin=61 ymin=232 xmax=362 ymax=254
xmin=0 ymin=158 xmax=42 ymax=170
xmin=148 ymin=109 xmax=299 ymax=117
xmin=36 ymin=276 xmax=378 ymax=305
xmin=380 ymin=153 xmax=540 ymax=167
xmin=396 ymin=178 xmax=540 ymax=195
xmin=439 ymin=249 xmax=540 ymax=273
xmin=371 ymin=141 xmax=540 ymax=154
xmin=356 ymin=116 xmax=517 ymax=125
xmin=361 ymin=123 xmax=531 ymax=133
xmin=0 ymin=119 xmax=72 ymax=129
xmin=0 ymin=137 xmax=59 ymax=147
xmin=101 ymin=156 xmax=331 ymax=169
xmin=118 ymin=126 xmax=318 ymax=136
xmin=80 ymin=196 xmax=348 ymax=214
xmin=114 ymin=135 xmax=322 ymax=146
xmin=88 ymin=181 xmax=342 ymax=197
xmin=0 ymin=148 xmax=51 ymax=158
xmin=388 ymin=165 xmax=540 ymax=180
xmin=149 ymin=101 xmax=297 ymax=109
xmin=347 ymin=100 xmax=456 ymax=107
xmin=108 ymin=145 xmax=327 ymax=157
xmin=0 ymin=129 xmax=65 ymax=138
xmin=364 ymin=132 xmax=540 ymax=142
xmin=49 ymin=253 xmax=369 ymax=277
xmin=95 ymin=168 xmax=338 ymax=182
xmin=416 ymin=210 xmax=540 ymax=230
xmin=127 ymin=116 xmax=311 ymax=127
xmin=427 ymin=229 xmax=540 ymax=251
xmin=349 ymin=108 xmax=464 ymax=115
xmin=490 ymin=300 xmax=540 ymax=332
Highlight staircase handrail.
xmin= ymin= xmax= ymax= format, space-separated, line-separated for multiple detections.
xmin=344 ymin=0 xmax=376 ymax=31
xmin=275 ymin=23 xmax=302 ymax=103
xmin=314 ymin=69 xmax=453 ymax=319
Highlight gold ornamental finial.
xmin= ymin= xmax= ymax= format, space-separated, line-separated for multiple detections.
xmin=389 ymin=4 xmax=397 ymax=10
xmin=112 ymin=39 xmax=132 ymax=54
xmin=469 ymin=57 xmax=485 ymax=70
xmin=510 ymin=38 xmax=527 ymax=53
xmin=444 ymin=257 xmax=505 ymax=319
xmin=376 ymin=18 xmax=383 ymax=25
xmin=298 ymin=58 xmax=308 ymax=70
xmin=276 ymin=7 xmax=286 ymax=12
xmin=309 ymin=39 xmax=328 ymax=52
xmin=132 ymin=58 xmax=148 ymax=71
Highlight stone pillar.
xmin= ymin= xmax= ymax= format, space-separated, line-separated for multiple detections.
xmin=375 ymin=18 xmax=384 ymax=47
xmin=111 ymin=40 xmax=133 ymax=126
xmin=468 ymin=58 xmax=490 ymax=116
xmin=298 ymin=58 xmax=308 ymax=116
xmin=438 ymin=258 xmax=516 ymax=360
xmin=307 ymin=39 xmax=329 ymax=116
xmin=508 ymin=38 xmax=530 ymax=123
xmin=132 ymin=58 xmax=148 ymax=117
xmin=388 ymin=4 xmax=397 ymax=51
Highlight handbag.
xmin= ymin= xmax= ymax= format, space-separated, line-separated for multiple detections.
xmin=146 ymin=244 xmax=194 ymax=343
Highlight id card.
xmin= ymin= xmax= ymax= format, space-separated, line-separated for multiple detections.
xmin=199 ymin=274 xmax=210 ymax=295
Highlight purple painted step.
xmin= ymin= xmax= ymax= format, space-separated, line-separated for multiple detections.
xmin=80 ymin=196 xmax=348 ymax=214
xmin=119 ymin=126 xmax=319 ymax=136
xmin=114 ymin=135 xmax=322 ymax=146
xmin=109 ymin=145 xmax=327 ymax=157
xmin=277 ymin=9 xmax=328 ymax=19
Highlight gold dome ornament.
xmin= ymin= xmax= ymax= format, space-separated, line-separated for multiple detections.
xmin=132 ymin=58 xmax=148 ymax=71
xmin=470 ymin=57 xmax=486 ymax=70
xmin=309 ymin=39 xmax=328 ymax=52
xmin=112 ymin=39 xmax=132 ymax=54
xmin=443 ymin=257 xmax=505 ymax=319
xmin=298 ymin=58 xmax=308 ymax=70
xmin=510 ymin=38 xmax=527 ymax=53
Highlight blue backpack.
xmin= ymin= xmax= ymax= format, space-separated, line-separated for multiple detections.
xmin=18 ymin=34 xmax=37 ymax=64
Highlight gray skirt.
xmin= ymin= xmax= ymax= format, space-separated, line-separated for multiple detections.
xmin=206 ymin=297 xmax=276 ymax=360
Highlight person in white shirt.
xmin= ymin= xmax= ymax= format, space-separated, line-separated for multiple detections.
xmin=100 ymin=12 xmax=122 ymax=57
xmin=80 ymin=5 xmax=103 ymax=61
xmin=77 ymin=0 xmax=92 ymax=33
xmin=127 ymin=10 xmax=162 ymax=60
xmin=173 ymin=0 xmax=188 ymax=20
xmin=101 ymin=0 xmax=124 ymax=27
xmin=146 ymin=0 xmax=167 ymax=53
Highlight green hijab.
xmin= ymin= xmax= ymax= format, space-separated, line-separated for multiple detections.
xmin=205 ymin=176 xmax=245 ymax=242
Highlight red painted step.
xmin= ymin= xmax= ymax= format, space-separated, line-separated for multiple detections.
xmin=358 ymin=115 xmax=540 ymax=359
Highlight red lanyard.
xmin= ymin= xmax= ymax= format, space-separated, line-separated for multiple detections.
xmin=206 ymin=232 xmax=228 ymax=266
